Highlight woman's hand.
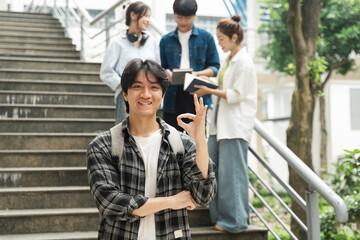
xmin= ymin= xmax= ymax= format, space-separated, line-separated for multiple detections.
xmin=177 ymin=94 xmax=207 ymax=142
xmin=192 ymin=85 xmax=212 ymax=97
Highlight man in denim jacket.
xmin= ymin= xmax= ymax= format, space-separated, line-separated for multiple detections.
xmin=160 ymin=0 xmax=220 ymax=131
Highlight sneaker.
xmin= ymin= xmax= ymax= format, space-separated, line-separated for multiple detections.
xmin=214 ymin=224 xmax=227 ymax=232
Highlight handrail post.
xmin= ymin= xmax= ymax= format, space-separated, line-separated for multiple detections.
xmin=65 ymin=0 xmax=69 ymax=37
xmin=53 ymin=0 xmax=57 ymax=17
xmin=105 ymin=15 xmax=110 ymax=48
xmin=80 ymin=14 xmax=85 ymax=60
xmin=306 ymin=190 xmax=320 ymax=240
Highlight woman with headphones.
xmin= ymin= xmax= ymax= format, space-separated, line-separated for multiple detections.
xmin=100 ymin=1 xmax=160 ymax=125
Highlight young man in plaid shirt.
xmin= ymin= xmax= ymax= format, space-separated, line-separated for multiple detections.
xmin=87 ymin=59 xmax=217 ymax=239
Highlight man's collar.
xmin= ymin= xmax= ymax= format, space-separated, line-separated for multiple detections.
xmin=170 ymin=24 xmax=198 ymax=38
xmin=121 ymin=117 xmax=171 ymax=137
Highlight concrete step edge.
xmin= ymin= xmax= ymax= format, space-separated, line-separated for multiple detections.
xmin=0 ymin=133 xmax=97 ymax=136
xmin=0 ymin=46 xmax=77 ymax=51
xmin=0 ymin=90 xmax=112 ymax=97
xmin=0 ymin=208 xmax=98 ymax=217
xmin=0 ymin=231 xmax=98 ymax=240
xmin=0 ymin=69 xmax=97 ymax=75
xmin=0 ymin=226 xmax=268 ymax=239
xmin=0 ymin=39 xmax=72 ymax=45
xmin=0 ymin=79 xmax=106 ymax=86
xmin=0 ymin=53 xmax=80 ymax=58
xmin=0 ymin=167 xmax=86 ymax=172
xmin=0 ymin=11 xmax=53 ymax=17
xmin=0 ymin=186 xmax=89 ymax=193
xmin=0 ymin=149 xmax=86 ymax=154
xmin=0 ymin=103 xmax=114 ymax=109
xmin=0 ymin=118 xmax=113 ymax=122
xmin=0 ymin=56 xmax=100 ymax=64
xmin=0 ymin=26 xmax=64 ymax=33
xmin=0 ymin=33 xmax=70 ymax=40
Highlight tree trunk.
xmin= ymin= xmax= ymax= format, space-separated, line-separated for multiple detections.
xmin=319 ymin=95 xmax=327 ymax=176
xmin=286 ymin=0 xmax=322 ymax=239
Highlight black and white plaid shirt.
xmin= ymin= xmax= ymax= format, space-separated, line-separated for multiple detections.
xmin=87 ymin=118 xmax=217 ymax=239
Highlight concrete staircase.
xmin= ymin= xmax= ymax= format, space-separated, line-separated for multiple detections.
xmin=0 ymin=11 xmax=267 ymax=239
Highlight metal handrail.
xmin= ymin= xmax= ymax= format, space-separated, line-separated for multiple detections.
xmin=90 ymin=0 xmax=127 ymax=26
xmin=254 ymin=119 xmax=348 ymax=223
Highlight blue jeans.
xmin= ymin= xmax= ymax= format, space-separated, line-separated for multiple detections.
xmin=208 ymin=135 xmax=249 ymax=233
xmin=115 ymin=93 xmax=128 ymax=125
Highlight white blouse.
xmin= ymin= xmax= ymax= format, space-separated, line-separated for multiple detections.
xmin=209 ymin=47 xmax=257 ymax=142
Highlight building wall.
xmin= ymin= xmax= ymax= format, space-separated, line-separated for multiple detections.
xmin=328 ymin=80 xmax=360 ymax=171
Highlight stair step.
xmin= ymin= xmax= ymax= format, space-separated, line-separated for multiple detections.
xmin=0 ymin=52 xmax=80 ymax=60
xmin=0 ymin=45 xmax=76 ymax=52
xmin=0 ymin=25 xmax=65 ymax=33
xmin=0 ymin=149 xmax=86 ymax=168
xmin=0 ymin=38 xmax=72 ymax=46
xmin=0 ymin=21 xmax=62 ymax=29
xmin=0 ymin=133 xmax=96 ymax=150
xmin=0 ymin=231 xmax=98 ymax=240
xmin=0 ymin=103 xmax=115 ymax=118
xmin=0 ymin=29 xmax=65 ymax=38
xmin=0 ymin=11 xmax=54 ymax=19
xmin=0 ymin=79 xmax=111 ymax=93
xmin=0 ymin=167 xmax=87 ymax=187
xmin=0 ymin=34 xmax=72 ymax=43
xmin=0 ymin=207 xmax=218 ymax=235
xmin=0 ymin=186 xmax=95 ymax=209
xmin=0 ymin=90 xmax=112 ymax=105
xmin=0 ymin=57 xmax=100 ymax=71
xmin=0 ymin=118 xmax=113 ymax=133
xmin=191 ymin=226 xmax=268 ymax=240
xmin=0 ymin=208 xmax=98 ymax=234
xmin=0 ymin=226 xmax=268 ymax=240
xmin=0 ymin=69 xmax=99 ymax=81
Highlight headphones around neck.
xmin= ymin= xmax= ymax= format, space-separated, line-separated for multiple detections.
xmin=127 ymin=31 xmax=149 ymax=46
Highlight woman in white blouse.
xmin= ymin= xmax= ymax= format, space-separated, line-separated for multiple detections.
xmin=193 ymin=15 xmax=257 ymax=233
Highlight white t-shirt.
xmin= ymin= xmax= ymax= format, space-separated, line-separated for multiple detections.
xmin=178 ymin=30 xmax=192 ymax=69
xmin=133 ymin=129 xmax=162 ymax=240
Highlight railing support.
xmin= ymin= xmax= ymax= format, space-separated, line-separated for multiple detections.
xmin=80 ymin=14 xmax=85 ymax=60
xmin=105 ymin=15 xmax=110 ymax=48
xmin=306 ymin=190 xmax=321 ymax=240
xmin=65 ymin=0 xmax=69 ymax=37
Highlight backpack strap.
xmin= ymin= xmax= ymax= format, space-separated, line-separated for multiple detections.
xmin=166 ymin=124 xmax=185 ymax=156
xmin=110 ymin=122 xmax=185 ymax=164
xmin=110 ymin=123 xmax=124 ymax=161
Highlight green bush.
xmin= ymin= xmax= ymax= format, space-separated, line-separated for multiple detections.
xmin=330 ymin=149 xmax=360 ymax=197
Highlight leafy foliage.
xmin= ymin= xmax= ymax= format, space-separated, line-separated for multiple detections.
xmin=259 ymin=0 xmax=360 ymax=76
xmin=330 ymin=148 xmax=360 ymax=197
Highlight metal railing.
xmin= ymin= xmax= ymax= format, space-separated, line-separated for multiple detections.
xmin=249 ymin=119 xmax=348 ymax=240
xmin=23 ymin=1 xmax=348 ymax=239
xmin=25 ymin=0 xmax=164 ymax=61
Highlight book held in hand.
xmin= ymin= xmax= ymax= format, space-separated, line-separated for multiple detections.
xmin=171 ymin=68 xmax=193 ymax=85
xmin=183 ymin=73 xmax=218 ymax=97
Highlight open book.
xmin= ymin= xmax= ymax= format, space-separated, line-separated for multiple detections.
xmin=183 ymin=73 xmax=218 ymax=97
xmin=172 ymin=68 xmax=193 ymax=85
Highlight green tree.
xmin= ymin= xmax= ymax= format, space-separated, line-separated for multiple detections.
xmin=259 ymin=1 xmax=360 ymax=238
xmin=260 ymin=0 xmax=360 ymax=173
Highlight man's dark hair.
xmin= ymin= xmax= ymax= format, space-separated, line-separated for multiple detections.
xmin=125 ymin=1 xmax=150 ymax=26
xmin=121 ymin=58 xmax=169 ymax=113
xmin=173 ymin=0 xmax=197 ymax=16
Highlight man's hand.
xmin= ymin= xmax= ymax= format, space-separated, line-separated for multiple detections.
xmin=170 ymin=191 xmax=196 ymax=210
xmin=177 ymin=94 xmax=207 ymax=142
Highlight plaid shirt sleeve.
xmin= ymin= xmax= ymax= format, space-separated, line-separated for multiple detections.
xmin=180 ymin=133 xmax=217 ymax=206
xmin=86 ymin=131 xmax=148 ymax=222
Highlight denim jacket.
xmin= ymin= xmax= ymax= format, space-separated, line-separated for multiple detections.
xmin=160 ymin=25 xmax=220 ymax=113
